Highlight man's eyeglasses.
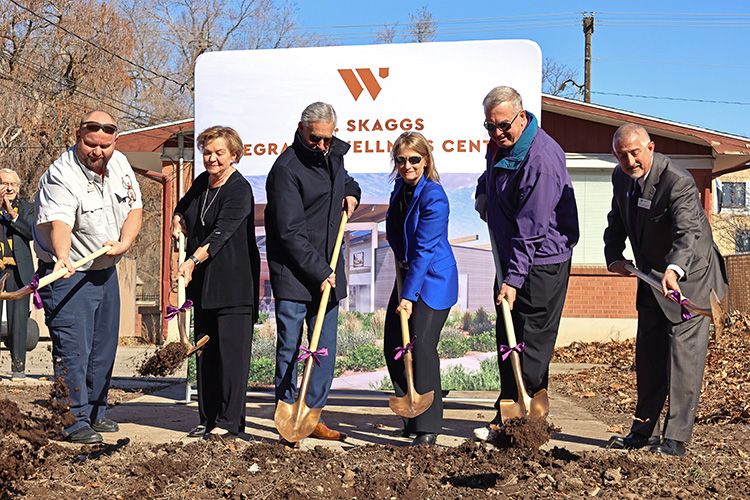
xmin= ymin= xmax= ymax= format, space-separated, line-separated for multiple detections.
xmin=483 ymin=110 xmax=522 ymax=132
xmin=81 ymin=121 xmax=118 ymax=135
xmin=395 ymin=156 xmax=423 ymax=166
xmin=122 ymin=174 xmax=136 ymax=203
xmin=309 ymin=134 xmax=333 ymax=145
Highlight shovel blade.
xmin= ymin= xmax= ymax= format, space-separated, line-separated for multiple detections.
xmin=528 ymin=389 xmax=550 ymax=420
xmin=499 ymin=399 xmax=525 ymax=423
xmin=187 ymin=335 xmax=209 ymax=356
xmin=274 ymin=399 xmax=323 ymax=443
xmin=389 ymin=390 xmax=435 ymax=419
xmin=709 ymin=289 xmax=726 ymax=339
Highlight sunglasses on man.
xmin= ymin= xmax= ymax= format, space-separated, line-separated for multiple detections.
xmin=394 ymin=156 xmax=423 ymax=166
xmin=80 ymin=121 xmax=118 ymax=135
xmin=483 ymin=110 xmax=522 ymax=132
xmin=309 ymin=133 xmax=333 ymax=145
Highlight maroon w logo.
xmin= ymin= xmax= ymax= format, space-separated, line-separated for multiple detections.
xmin=338 ymin=68 xmax=389 ymax=101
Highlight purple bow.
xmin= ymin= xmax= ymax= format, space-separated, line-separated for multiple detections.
xmin=297 ymin=346 xmax=329 ymax=366
xmin=499 ymin=342 xmax=525 ymax=361
xmin=669 ymin=290 xmax=694 ymax=321
xmin=394 ymin=335 xmax=417 ymax=360
xmin=165 ymin=300 xmax=193 ymax=320
xmin=30 ymin=274 xmax=43 ymax=310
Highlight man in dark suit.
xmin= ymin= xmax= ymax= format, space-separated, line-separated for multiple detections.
xmin=604 ymin=123 xmax=727 ymax=457
xmin=0 ymin=168 xmax=34 ymax=381
xmin=265 ymin=102 xmax=360 ymax=445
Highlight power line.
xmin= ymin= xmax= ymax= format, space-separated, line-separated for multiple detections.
xmin=593 ymin=90 xmax=750 ymax=106
xmin=8 ymin=0 xmax=187 ymax=89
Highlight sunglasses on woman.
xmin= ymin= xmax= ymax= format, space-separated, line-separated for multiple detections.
xmin=80 ymin=121 xmax=118 ymax=135
xmin=394 ymin=156 xmax=423 ymax=166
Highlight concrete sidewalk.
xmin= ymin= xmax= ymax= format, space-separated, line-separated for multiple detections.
xmin=2 ymin=341 xmax=614 ymax=452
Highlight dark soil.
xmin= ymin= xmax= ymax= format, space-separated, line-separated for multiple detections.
xmin=136 ymin=341 xmax=190 ymax=377
xmin=1 ymin=312 xmax=749 ymax=499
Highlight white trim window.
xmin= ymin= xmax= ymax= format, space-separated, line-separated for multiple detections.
xmin=716 ymin=180 xmax=750 ymax=213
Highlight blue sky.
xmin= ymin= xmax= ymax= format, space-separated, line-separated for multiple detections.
xmin=293 ymin=1 xmax=750 ymax=138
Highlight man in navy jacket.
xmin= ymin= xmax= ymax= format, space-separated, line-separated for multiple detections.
xmin=265 ymin=102 xmax=360 ymax=445
xmin=473 ymin=86 xmax=579 ymax=439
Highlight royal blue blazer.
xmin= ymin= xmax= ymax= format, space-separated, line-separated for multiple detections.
xmin=386 ymin=177 xmax=458 ymax=311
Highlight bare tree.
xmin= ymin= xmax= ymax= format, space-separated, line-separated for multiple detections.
xmin=407 ymin=6 xmax=436 ymax=43
xmin=542 ymin=57 xmax=581 ymax=99
xmin=373 ymin=23 xmax=398 ymax=44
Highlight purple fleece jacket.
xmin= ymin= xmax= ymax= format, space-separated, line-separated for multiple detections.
xmin=476 ymin=112 xmax=579 ymax=289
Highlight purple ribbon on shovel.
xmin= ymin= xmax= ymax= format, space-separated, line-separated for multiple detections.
xmin=394 ymin=335 xmax=417 ymax=360
xmin=499 ymin=342 xmax=526 ymax=361
xmin=30 ymin=274 xmax=43 ymax=310
xmin=669 ymin=290 xmax=694 ymax=321
xmin=165 ymin=300 xmax=193 ymax=320
xmin=297 ymin=346 xmax=329 ymax=366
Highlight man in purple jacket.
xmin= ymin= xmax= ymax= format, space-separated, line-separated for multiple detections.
xmin=472 ymin=86 xmax=579 ymax=440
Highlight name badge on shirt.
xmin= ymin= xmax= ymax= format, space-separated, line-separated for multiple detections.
xmin=637 ymin=198 xmax=651 ymax=210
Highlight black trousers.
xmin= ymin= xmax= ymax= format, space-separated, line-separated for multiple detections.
xmin=384 ymin=286 xmax=449 ymax=435
xmin=493 ymin=260 xmax=571 ymax=411
xmin=1 ymin=266 xmax=29 ymax=373
xmin=630 ymin=283 xmax=710 ymax=443
xmin=193 ymin=304 xmax=254 ymax=434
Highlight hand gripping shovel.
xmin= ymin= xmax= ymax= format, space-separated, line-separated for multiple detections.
xmin=623 ymin=263 xmax=726 ymax=338
xmin=489 ymin=235 xmax=549 ymax=423
xmin=388 ymin=264 xmax=434 ymax=418
xmin=0 ymin=245 xmax=112 ymax=301
xmin=275 ymin=212 xmax=349 ymax=443
xmin=173 ymin=234 xmax=207 ymax=356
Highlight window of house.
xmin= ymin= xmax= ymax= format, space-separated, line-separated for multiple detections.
xmin=722 ymin=182 xmax=747 ymax=210
xmin=736 ymin=229 xmax=750 ymax=254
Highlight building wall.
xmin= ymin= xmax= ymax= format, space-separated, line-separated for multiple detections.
xmin=564 ymin=266 xmax=637 ymax=319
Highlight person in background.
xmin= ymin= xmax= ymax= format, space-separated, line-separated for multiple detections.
xmin=472 ymin=86 xmax=579 ymax=440
xmin=0 ymin=168 xmax=34 ymax=382
xmin=384 ymin=131 xmax=458 ymax=446
xmin=173 ymin=126 xmax=260 ymax=440
xmin=34 ymin=111 xmax=142 ymax=444
xmin=604 ymin=123 xmax=727 ymax=457
xmin=265 ymin=102 xmax=360 ymax=446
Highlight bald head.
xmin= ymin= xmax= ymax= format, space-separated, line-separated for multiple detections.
xmin=612 ymin=123 xmax=655 ymax=180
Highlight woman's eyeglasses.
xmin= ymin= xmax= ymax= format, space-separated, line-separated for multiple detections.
xmin=394 ymin=156 xmax=423 ymax=166
xmin=80 ymin=121 xmax=118 ymax=135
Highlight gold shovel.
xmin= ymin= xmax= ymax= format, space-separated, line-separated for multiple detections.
xmin=275 ymin=212 xmax=348 ymax=443
xmin=0 ymin=245 xmax=112 ymax=300
xmin=489 ymin=235 xmax=549 ymax=423
xmin=177 ymin=234 xmax=208 ymax=355
xmin=624 ymin=263 xmax=726 ymax=338
xmin=388 ymin=264 xmax=434 ymax=418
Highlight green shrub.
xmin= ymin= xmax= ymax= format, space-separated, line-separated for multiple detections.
xmin=369 ymin=375 xmax=393 ymax=391
xmin=475 ymin=307 xmax=489 ymax=325
xmin=257 ymin=312 xmax=270 ymax=324
xmin=467 ymin=330 xmax=495 ymax=352
xmin=337 ymin=329 xmax=376 ymax=357
xmin=340 ymin=345 xmax=386 ymax=372
xmin=439 ymin=326 xmax=465 ymax=342
xmin=441 ymin=355 xmax=501 ymax=391
xmin=339 ymin=311 xmax=363 ymax=335
xmin=445 ymin=305 xmax=463 ymax=328
xmin=437 ymin=337 xmax=470 ymax=359
xmin=251 ymin=333 xmax=276 ymax=361
xmin=248 ymin=358 xmax=275 ymax=387
xmin=370 ymin=309 xmax=386 ymax=339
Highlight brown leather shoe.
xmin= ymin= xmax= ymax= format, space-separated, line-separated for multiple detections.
xmin=311 ymin=422 xmax=347 ymax=441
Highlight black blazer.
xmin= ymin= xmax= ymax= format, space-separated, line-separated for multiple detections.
xmin=1 ymin=199 xmax=34 ymax=284
xmin=604 ymin=153 xmax=727 ymax=323
xmin=265 ymin=132 xmax=361 ymax=302
xmin=175 ymin=170 xmax=260 ymax=321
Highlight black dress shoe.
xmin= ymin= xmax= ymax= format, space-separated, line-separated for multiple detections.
xmin=649 ymin=438 xmax=686 ymax=457
xmin=91 ymin=417 xmax=119 ymax=433
xmin=66 ymin=426 xmax=103 ymax=444
xmin=608 ymin=432 xmax=660 ymax=450
xmin=187 ymin=425 xmax=206 ymax=438
xmin=411 ymin=433 xmax=438 ymax=446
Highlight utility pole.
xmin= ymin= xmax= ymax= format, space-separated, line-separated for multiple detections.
xmin=583 ymin=13 xmax=594 ymax=103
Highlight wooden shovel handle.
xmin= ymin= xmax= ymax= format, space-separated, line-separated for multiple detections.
xmin=624 ymin=263 xmax=712 ymax=318
xmin=39 ymin=245 xmax=112 ymax=288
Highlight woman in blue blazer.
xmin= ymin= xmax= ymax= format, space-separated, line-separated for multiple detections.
xmin=384 ymin=131 xmax=458 ymax=446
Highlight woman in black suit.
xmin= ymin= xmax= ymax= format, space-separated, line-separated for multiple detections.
xmin=173 ymin=126 xmax=260 ymax=439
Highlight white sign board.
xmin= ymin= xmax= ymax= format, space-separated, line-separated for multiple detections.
xmin=194 ymin=40 xmax=542 ymax=175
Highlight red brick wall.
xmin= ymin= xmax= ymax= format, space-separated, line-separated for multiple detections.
xmin=563 ymin=266 xmax=637 ymax=319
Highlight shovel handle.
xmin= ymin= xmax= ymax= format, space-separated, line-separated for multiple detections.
xmin=39 ymin=245 xmax=113 ymax=289
xmin=393 ymin=264 xmax=412 ymax=347
xmin=177 ymin=234 xmax=191 ymax=346
xmin=623 ymin=263 xmax=712 ymax=318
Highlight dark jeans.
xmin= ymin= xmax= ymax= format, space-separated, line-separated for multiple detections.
xmin=38 ymin=265 xmax=119 ymax=436
xmin=274 ymin=298 xmax=338 ymax=409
